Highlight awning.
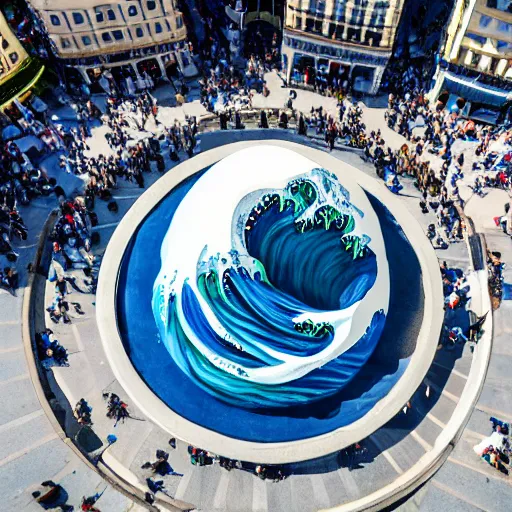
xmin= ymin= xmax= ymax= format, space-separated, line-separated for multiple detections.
xmin=442 ymin=72 xmax=511 ymax=108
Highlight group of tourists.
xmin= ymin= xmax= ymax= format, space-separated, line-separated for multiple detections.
xmin=0 ymin=97 xmax=64 ymax=275
xmin=474 ymin=417 xmax=511 ymax=475
xmin=199 ymin=51 xmax=255 ymax=114
xmin=384 ymin=69 xmax=512 ymax=243
xmin=2 ymin=19 xmax=508 ymax=503
xmin=186 ymin=445 xmax=287 ymax=482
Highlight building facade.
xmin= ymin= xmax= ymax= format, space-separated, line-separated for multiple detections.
xmin=0 ymin=10 xmax=29 ymax=84
xmin=0 ymin=9 xmax=46 ymax=109
xmin=431 ymin=0 xmax=512 ymax=123
xmin=281 ymin=0 xmax=406 ymax=94
xmin=27 ymin=0 xmax=197 ymax=88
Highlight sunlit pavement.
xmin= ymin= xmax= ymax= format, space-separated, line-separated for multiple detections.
xmin=1 ymin=74 xmax=511 ymax=511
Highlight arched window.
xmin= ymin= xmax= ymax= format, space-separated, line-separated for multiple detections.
xmin=72 ymin=12 xmax=85 ymax=25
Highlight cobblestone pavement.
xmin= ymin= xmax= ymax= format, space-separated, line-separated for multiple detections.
xmin=2 ymin=72 xmax=512 ymax=511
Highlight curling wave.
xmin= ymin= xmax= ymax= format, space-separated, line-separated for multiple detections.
xmin=152 ymin=147 xmax=388 ymax=409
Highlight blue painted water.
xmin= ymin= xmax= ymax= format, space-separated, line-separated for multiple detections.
xmin=117 ymin=168 xmax=416 ymax=442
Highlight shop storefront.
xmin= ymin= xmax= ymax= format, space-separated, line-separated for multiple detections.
xmin=430 ymin=69 xmax=512 ymax=125
xmin=58 ymin=40 xmax=197 ymax=94
xmin=282 ymin=32 xmax=390 ymax=95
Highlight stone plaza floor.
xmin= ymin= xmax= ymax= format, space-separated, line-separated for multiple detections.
xmin=1 ymin=73 xmax=511 ymax=511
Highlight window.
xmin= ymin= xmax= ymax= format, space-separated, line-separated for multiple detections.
xmin=82 ymin=35 xmax=92 ymax=46
xmin=135 ymin=27 xmax=144 ymax=37
xmin=479 ymin=15 xmax=492 ymax=28
xmin=350 ymin=8 xmax=365 ymax=25
xmin=365 ymin=30 xmax=382 ymax=47
xmin=487 ymin=0 xmax=512 ymax=13
xmin=334 ymin=1 xmax=346 ymax=22
xmin=50 ymin=14 xmax=61 ymax=26
xmin=309 ymin=0 xmax=326 ymax=14
xmin=147 ymin=1 xmax=157 ymax=10
xmin=112 ymin=30 xmax=124 ymax=40
xmin=1 ymin=38 xmax=9 ymax=50
xmin=102 ymin=32 xmax=112 ymax=42
xmin=155 ymin=22 xmax=163 ymax=33
xmin=347 ymin=28 xmax=361 ymax=41
xmin=176 ymin=16 xmax=183 ymax=29
xmin=107 ymin=9 xmax=116 ymax=21
xmin=9 ymin=52 xmax=18 ymax=64
xmin=96 ymin=10 xmax=104 ymax=22
xmin=61 ymin=37 xmax=71 ymax=48
xmin=370 ymin=3 xmax=388 ymax=28
xmin=497 ymin=21 xmax=512 ymax=33
xmin=466 ymin=33 xmax=487 ymax=45
xmin=73 ymin=12 xmax=85 ymax=25
xmin=497 ymin=39 xmax=512 ymax=50
xmin=128 ymin=6 xmax=138 ymax=16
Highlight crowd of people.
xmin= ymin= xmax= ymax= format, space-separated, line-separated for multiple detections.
xmin=384 ymin=68 xmax=512 ymax=245
xmin=1 ymin=20 xmax=509 ymax=505
xmin=36 ymin=328 xmax=69 ymax=368
xmin=474 ymin=417 xmax=511 ymax=475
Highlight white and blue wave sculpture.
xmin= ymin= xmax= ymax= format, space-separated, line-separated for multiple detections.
xmin=152 ymin=146 xmax=390 ymax=409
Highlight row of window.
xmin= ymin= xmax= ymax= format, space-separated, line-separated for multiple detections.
xmin=293 ymin=11 xmax=387 ymax=34
xmin=465 ymin=32 xmax=512 ymax=50
xmin=486 ymin=0 xmax=512 ymax=14
xmin=60 ymin=20 xmax=178 ymax=48
xmin=478 ymin=14 xmax=512 ymax=34
xmin=50 ymin=1 xmax=165 ymax=27
xmin=290 ymin=2 xmax=389 ymax=27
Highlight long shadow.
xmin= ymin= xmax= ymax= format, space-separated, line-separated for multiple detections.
xmin=30 ymin=231 xmax=104 ymax=454
xmin=366 ymin=301 xmax=471 ymax=456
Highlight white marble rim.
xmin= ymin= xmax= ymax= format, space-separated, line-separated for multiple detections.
xmin=96 ymin=140 xmax=444 ymax=464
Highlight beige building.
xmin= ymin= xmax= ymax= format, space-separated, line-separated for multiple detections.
xmin=27 ymin=0 xmax=197 ymax=88
xmin=0 ymin=10 xmax=29 ymax=85
xmin=430 ymin=0 xmax=512 ymax=123
xmin=281 ymin=0 xmax=406 ymax=94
